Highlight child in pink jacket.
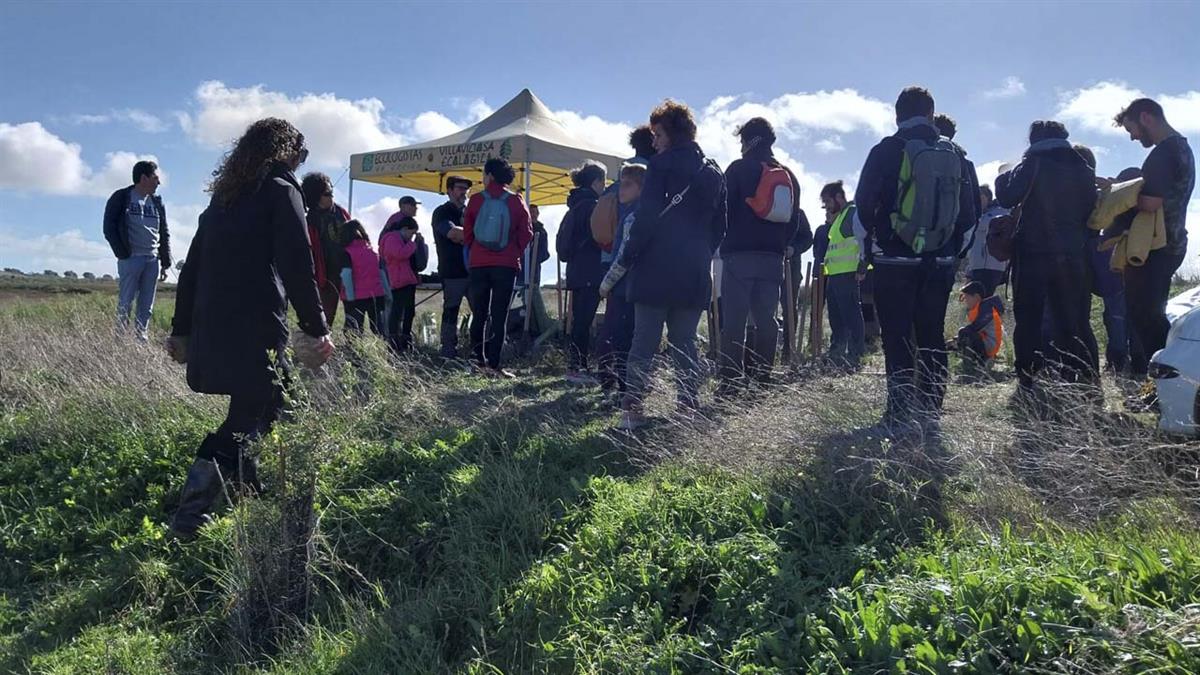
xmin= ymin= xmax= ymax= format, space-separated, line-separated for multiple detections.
xmin=380 ymin=216 xmax=424 ymax=351
xmin=340 ymin=220 xmax=387 ymax=336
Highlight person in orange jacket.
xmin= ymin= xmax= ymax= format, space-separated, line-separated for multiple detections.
xmin=954 ymin=280 xmax=1004 ymax=379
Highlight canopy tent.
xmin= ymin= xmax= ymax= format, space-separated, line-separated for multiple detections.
xmin=347 ymin=88 xmax=626 ymax=209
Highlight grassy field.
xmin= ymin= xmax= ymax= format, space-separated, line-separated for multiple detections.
xmin=1 ymin=276 xmax=1198 ymax=674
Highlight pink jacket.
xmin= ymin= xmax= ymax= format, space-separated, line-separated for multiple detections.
xmin=380 ymin=231 xmax=419 ymax=289
xmin=341 ymin=239 xmax=386 ymax=301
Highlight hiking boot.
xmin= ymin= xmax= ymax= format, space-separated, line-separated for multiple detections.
xmin=170 ymin=458 xmax=225 ymax=540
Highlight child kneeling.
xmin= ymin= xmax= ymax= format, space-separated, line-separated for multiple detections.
xmin=954 ymin=280 xmax=1004 ymax=379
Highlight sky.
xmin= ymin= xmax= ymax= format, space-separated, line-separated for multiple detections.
xmin=1 ymin=0 xmax=1198 ymax=280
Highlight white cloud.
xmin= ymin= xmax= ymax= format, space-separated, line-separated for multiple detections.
xmin=814 ymin=136 xmax=845 ymax=153
xmin=179 ymin=81 xmax=406 ymax=168
xmin=0 ymin=122 xmax=162 ymax=196
xmin=68 ymin=108 xmax=167 ymax=133
xmin=974 ymin=160 xmax=1008 ymax=190
xmin=1057 ymin=82 xmax=1200 ymax=135
xmin=551 ymin=110 xmax=632 ymax=157
xmin=0 ymin=122 xmax=90 ymax=194
xmin=408 ymin=111 xmax=460 ymax=141
xmin=0 ymin=228 xmax=116 ymax=276
xmin=694 ymin=90 xmax=893 ymax=169
xmin=981 ymin=76 xmax=1026 ymax=100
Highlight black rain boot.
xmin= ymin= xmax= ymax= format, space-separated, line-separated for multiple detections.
xmin=170 ymin=458 xmax=225 ymax=540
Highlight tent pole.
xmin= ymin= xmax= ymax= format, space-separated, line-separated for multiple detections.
xmin=348 ymin=178 xmax=354 ymax=212
xmin=523 ymin=157 xmax=534 ymax=343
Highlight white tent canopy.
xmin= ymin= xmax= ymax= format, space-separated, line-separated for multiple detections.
xmin=348 ymin=88 xmax=626 ymax=207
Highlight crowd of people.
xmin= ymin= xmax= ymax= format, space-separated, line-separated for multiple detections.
xmin=99 ymin=87 xmax=1194 ymax=538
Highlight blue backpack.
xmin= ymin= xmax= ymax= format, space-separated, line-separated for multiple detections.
xmin=474 ymin=191 xmax=512 ymax=251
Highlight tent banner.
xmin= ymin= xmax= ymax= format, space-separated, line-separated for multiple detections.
xmin=355 ymin=139 xmax=516 ymax=178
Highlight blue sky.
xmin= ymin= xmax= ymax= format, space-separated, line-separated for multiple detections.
xmin=2 ymin=0 xmax=1198 ymax=277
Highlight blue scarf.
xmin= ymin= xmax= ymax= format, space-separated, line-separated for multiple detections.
xmin=898 ymin=116 xmax=937 ymax=131
xmin=1027 ymin=138 xmax=1072 ymax=154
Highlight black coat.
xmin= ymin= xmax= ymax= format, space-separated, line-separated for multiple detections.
xmin=995 ymin=144 xmax=1097 ymax=256
xmin=102 ymin=185 xmax=171 ymax=266
xmin=171 ymin=163 xmax=329 ymax=396
xmin=720 ymin=146 xmax=800 ymax=257
xmin=622 ymin=141 xmax=727 ymax=310
xmin=854 ymin=121 xmax=978 ymax=260
xmin=558 ymin=186 xmax=604 ymax=289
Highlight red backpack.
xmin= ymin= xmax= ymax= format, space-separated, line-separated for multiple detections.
xmin=745 ymin=162 xmax=795 ymax=223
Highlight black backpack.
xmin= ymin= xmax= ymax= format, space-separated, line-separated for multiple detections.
xmin=410 ymin=236 xmax=429 ymax=274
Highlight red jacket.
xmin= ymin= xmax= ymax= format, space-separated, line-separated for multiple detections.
xmin=463 ymin=182 xmax=533 ymax=270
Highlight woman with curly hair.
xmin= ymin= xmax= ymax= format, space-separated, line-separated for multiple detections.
xmin=165 ymin=117 xmax=334 ymax=539
xmin=614 ymin=100 xmax=727 ymax=430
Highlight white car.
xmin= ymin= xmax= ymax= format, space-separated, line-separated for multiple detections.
xmin=1152 ymin=286 xmax=1200 ymax=436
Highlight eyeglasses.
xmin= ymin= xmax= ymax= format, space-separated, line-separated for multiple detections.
xmin=298 ymin=147 xmax=309 ymax=165
xmin=322 ymin=191 xmax=333 ymax=197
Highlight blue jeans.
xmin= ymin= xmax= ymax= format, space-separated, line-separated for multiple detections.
xmin=623 ymin=304 xmax=704 ymax=411
xmin=117 ymin=255 xmax=160 ymax=338
xmin=1101 ymin=289 xmax=1128 ymax=371
xmin=825 ymin=273 xmax=865 ymax=367
xmin=719 ymin=252 xmax=783 ymax=382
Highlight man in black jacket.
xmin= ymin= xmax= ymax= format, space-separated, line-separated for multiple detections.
xmin=431 ymin=175 xmax=473 ymax=359
xmin=103 ymin=160 xmax=170 ymax=340
xmin=854 ymin=87 xmax=977 ymax=435
xmin=558 ymin=160 xmax=608 ymax=383
xmin=996 ymin=120 xmax=1099 ymax=397
xmin=718 ymin=117 xmax=801 ymax=390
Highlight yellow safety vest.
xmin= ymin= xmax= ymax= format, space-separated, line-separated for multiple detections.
xmin=824 ymin=204 xmax=861 ymax=276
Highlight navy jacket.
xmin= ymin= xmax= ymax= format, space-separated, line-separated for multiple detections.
xmin=812 ymin=224 xmax=830 ymax=267
xmin=558 ymin=186 xmax=604 ymax=289
xmin=790 ymin=208 xmax=814 ymax=256
xmin=995 ymin=144 xmax=1097 ymax=256
xmin=621 ymin=141 xmax=727 ymax=310
xmin=103 ymin=185 xmax=171 ymax=266
xmin=854 ymin=120 xmax=978 ymax=261
xmin=720 ymin=146 xmax=800 ymax=257
xmin=171 ymin=163 xmax=328 ymax=396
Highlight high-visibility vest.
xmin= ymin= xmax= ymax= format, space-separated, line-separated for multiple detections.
xmin=968 ymin=302 xmax=1003 ymax=358
xmin=823 ymin=204 xmax=860 ymax=276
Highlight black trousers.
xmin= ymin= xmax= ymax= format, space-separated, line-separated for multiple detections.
xmin=1125 ymin=249 xmax=1185 ymax=376
xmin=197 ymin=363 xmax=288 ymax=474
xmin=387 ymin=285 xmax=417 ymax=352
xmin=345 ymin=296 xmax=386 ymax=337
xmin=468 ymin=266 xmax=517 ymax=368
xmin=568 ymin=285 xmax=602 ymax=370
xmin=874 ymin=260 xmax=955 ymax=421
xmin=1012 ymin=252 xmax=1099 ymax=388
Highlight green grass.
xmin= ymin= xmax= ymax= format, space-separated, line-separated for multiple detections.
xmin=2 ymin=282 xmax=1199 ymax=673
